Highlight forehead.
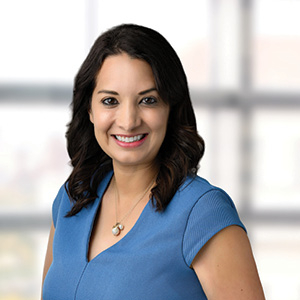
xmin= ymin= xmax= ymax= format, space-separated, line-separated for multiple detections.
xmin=95 ymin=53 xmax=156 ymax=88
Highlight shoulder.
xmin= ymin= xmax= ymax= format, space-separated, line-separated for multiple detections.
xmin=52 ymin=171 xmax=114 ymax=227
xmin=177 ymin=175 xmax=235 ymax=209
xmin=177 ymin=175 xmax=246 ymax=267
xmin=168 ymin=175 xmax=240 ymax=218
xmin=51 ymin=183 xmax=70 ymax=228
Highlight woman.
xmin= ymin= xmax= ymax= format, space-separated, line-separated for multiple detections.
xmin=42 ymin=24 xmax=265 ymax=299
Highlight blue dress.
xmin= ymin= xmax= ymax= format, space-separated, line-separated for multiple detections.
xmin=43 ymin=171 xmax=245 ymax=300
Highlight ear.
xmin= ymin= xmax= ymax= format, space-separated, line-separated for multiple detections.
xmin=88 ymin=109 xmax=94 ymax=124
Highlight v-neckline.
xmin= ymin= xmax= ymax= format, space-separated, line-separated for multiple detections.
xmin=86 ymin=171 xmax=151 ymax=263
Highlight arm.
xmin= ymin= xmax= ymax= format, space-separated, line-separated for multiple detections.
xmin=192 ymin=225 xmax=265 ymax=300
xmin=41 ymin=221 xmax=55 ymax=299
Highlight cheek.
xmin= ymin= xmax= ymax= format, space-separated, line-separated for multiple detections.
xmin=155 ymin=110 xmax=169 ymax=131
xmin=93 ymin=112 xmax=113 ymax=132
xmin=149 ymin=112 xmax=169 ymax=142
xmin=92 ymin=114 xmax=112 ymax=150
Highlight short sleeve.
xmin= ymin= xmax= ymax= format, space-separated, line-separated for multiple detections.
xmin=182 ymin=189 xmax=246 ymax=267
xmin=52 ymin=185 xmax=65 ymax=228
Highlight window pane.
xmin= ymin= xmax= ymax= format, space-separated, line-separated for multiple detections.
xmin=0 ymin=0 xmax=86 ymax=84
xmin=251 ymin=108 xmax=300 ymax=211
xmin=252 ymin=0 xmax=300 ymax=91
xmin=0 ymin=103 xmax=70 ymax=212
xmin=250 ymin=224 xmax=300 ymax=300
xmin=194 ymin=106 xmax=242 ymax=207
xmin=0 ymin=230 xmax=48 ymax=300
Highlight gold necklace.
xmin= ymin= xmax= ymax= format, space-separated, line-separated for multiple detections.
xmin=112 ymin=176 xmax=155 ymax=236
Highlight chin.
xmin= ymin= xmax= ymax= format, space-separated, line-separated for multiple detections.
xmin=112 ymin=155 xmax=155 ymax=167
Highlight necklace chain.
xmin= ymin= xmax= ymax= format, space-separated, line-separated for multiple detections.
xmin=112 ymin=176 xmax=155 ymax=236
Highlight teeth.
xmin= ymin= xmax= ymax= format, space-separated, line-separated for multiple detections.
xmin=115 ymin=134 xmax=144 ymax=143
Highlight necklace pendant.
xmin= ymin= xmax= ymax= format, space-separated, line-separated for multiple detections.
xmin=112 ymin=223 xmax=124 ymax=236
xmin=112 ymin=225 xmax=120 ymax=236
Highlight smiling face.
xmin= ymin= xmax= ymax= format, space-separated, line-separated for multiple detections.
xmin=89 ymin=53 xmax=170 ymax=169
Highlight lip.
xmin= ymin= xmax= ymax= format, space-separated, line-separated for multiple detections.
xmin=112 ymin=134 xmax=148 ymax=148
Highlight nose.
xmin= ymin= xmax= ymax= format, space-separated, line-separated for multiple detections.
xmin=116 ymin=101 xmax=141 ymax=131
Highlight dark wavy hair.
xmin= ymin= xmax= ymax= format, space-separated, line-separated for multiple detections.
xmin=65 ymin=24 xmax=205 ymax=217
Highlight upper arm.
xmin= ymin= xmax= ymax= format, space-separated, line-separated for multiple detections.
xmin=41 ymin=221 xmax=55 ymax=298
xmin=192 ymin=225 xmax=265 ymax=300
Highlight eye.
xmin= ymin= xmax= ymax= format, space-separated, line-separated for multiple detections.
xmin=101 ymin=97 xmax=119 ymax=106
xmin=140 ymin=96 xmax=158 ymax=105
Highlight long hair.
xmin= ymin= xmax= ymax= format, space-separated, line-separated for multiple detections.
xmin=65 ymin=24 xmax=204 ymax=216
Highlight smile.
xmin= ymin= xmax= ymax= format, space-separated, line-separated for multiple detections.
xmin=114 ymin=134 xmax=146 ymax=143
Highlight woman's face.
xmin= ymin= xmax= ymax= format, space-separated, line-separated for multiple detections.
xmin=89 ymin=53 xmax=170 ymax=169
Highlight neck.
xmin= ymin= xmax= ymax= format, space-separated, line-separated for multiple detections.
xmin=112 ymin=162 xmax=158 ymax=202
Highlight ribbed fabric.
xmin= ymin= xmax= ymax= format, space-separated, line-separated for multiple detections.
xmin=43 ymin=173 xmax=245 ymax=300
xmin=183 ymin=189 xmax=245 ymax=266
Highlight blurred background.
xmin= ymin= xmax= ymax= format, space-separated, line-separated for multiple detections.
xmin=0 ymin=0 xmax=300 ymax=299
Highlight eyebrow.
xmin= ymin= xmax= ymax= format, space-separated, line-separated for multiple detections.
xmin=138 ymin=87 xmax=157 ymax=95
xmin=97 ymin=87 xmax=157 ymax=96
xmin=97 ymin=90 xmax=119 ymax=95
